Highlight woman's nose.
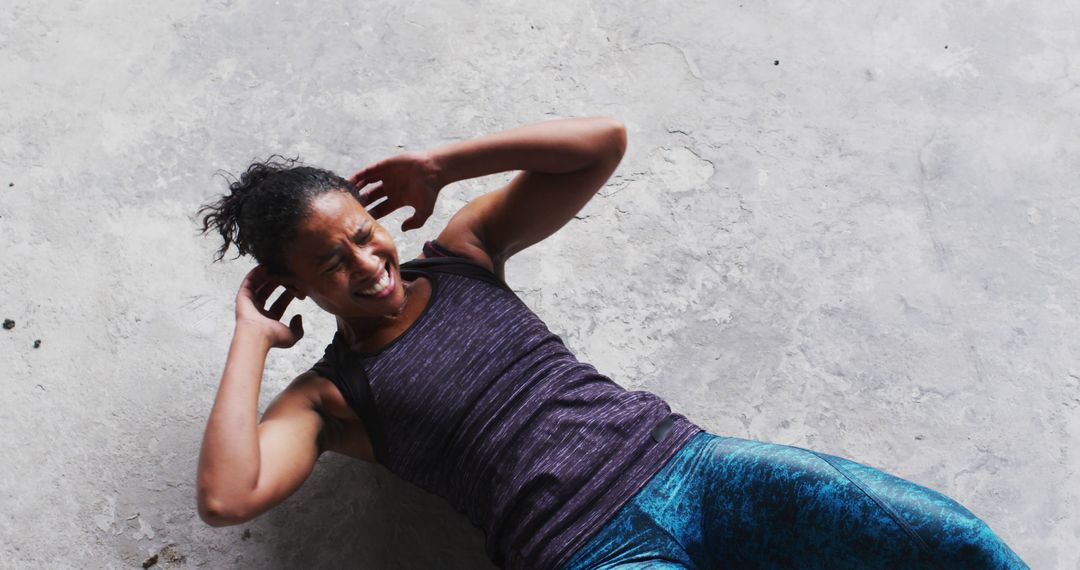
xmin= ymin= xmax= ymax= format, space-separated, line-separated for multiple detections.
xmin=349 ymin=250 xmax=383 ymax=281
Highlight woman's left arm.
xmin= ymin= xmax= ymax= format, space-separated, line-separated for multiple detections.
xmin=427 ymin=116 xmax=627 ymax=273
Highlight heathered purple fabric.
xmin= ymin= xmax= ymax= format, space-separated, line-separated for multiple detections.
xmin=309 ymin=240 xmax=703 ymax=569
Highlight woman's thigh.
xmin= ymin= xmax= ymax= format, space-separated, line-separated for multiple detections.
xmin=559 ymin=432 xmax=710 ymax=570
xmin=562 ymin=431 xmax=1028 ymax=570
xmin=690 ymin=433 xmax=1028 ymax=569
xmin=556 ymin=490 xmax=694 ymax=569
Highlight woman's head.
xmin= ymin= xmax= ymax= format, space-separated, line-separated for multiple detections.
xmin=198 ymin=156 xmax=408 ymax=319
xmin=198 ymin=156 xmax=358 ymax=275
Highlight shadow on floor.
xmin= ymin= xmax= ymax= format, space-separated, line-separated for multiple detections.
xmin=257 ymin=453 xmax=499 ymax=569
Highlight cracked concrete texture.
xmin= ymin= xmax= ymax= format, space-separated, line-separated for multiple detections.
xmin=1 ymin=0 xmax=1076 ymax=567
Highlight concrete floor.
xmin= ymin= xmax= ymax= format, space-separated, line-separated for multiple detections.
xmin=2 ymin=1 xmax=1076 ymax=568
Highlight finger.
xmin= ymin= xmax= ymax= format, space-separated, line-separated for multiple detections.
xmin=358 ymin=182 xmax=387 ymax=207
xmin=350 ymin=170 xmax=379 ymax=187
xmin=349 ymin=163 xmax=381 ymax=186
xmin=268 ymin=289 xmax=294 ymax=319
xmin=238 ymin=276 xmax=256 ymax=300
xmin=349 ymin=164 xmax=372 ymax=183
xmin=406 ymin=211 xmax=429 ymax=231
xmin=240 ymin=268 xmax=272 ymax=302
xmin=289 ymin=314 xmax=304 ymax=339
xmin=403 ymin=215 xmax=426 ymax=232
xmin=368 ymin=199 xmax=398 ymax=220
xmin=255 ymin=281 xmax=279 ymax=307
xmin=403 ymin=204 xmax=434 ymax=231
xmin=239 ymin=265 xmax=265 ymax=291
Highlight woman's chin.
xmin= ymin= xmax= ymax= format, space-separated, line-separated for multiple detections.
xmin=344 ymin=286 xmax=404 ymax=315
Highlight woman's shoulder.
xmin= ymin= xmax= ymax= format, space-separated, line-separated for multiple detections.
xmin=412 ymin=238 xmax=496 ymax=271
xmin=405 ymin=239 xmax=512 ymax=292
xmin=289 ymin=367 xmax=353 ymax=421
xmin=293 ymin=367 xmax=378 ymax=463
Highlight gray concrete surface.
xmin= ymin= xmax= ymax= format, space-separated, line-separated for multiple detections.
xmin=2 ymin=1 xmax=1077 ymax=568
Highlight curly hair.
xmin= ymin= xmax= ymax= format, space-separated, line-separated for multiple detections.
xmin=196 ymin=155 xmax=362 ymax=275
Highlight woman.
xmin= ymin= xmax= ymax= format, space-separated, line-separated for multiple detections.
xmin=195 ymin=117 xmax=1027 ymax=569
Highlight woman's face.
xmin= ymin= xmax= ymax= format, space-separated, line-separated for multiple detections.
xmin=279 ymin=190 xmax=408 ymax=319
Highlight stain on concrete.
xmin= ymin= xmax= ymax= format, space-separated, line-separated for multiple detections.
xmin=158 ymin=545 xmax=186 ymax=566
xmin=143 ymin=545 xmax=186 ymax=568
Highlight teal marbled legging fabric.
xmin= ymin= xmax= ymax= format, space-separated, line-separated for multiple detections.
xmin=560 ymin=431 xmax=1027 ymax=569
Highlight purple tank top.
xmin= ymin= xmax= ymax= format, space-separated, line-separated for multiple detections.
xmin=309 ymin=240 xmax=702 ymax=569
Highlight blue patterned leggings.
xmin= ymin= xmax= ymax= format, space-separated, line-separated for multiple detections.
xmin=560 ymin=431 xmax=1027 ymax=569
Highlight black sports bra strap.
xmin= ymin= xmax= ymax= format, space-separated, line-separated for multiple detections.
xmin=404 ymin=257 xmax=512 ymax=292
xmin=405 ymin=241 xmax=513 ymax=293
xmin=308 ymin=345 xmax=391 ymax=464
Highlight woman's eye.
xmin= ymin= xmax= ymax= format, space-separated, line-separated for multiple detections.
xmin=325 ymin=260 xmax=343 ymax=273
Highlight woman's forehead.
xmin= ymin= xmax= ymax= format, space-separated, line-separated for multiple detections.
xmin=310 ymin=190 xmax=365 ymax=217
xmin=300 ymin=192 xmax=371 ymax=234
xmin=288 ymin=193 xmax=374 ymax=263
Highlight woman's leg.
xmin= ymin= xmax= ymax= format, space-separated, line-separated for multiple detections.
xmin=562 ymin=431 xmax=1028 ymax=569
xmin=559 ymin=433 xmax=707 ymax=569
xmin=557 ymin=480 xmax=696 ymax=569
xmin=688 ymin=433 xmax=1028 ymax=569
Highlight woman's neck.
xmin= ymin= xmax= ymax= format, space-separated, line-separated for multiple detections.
xmin=335 ymin=277 xmax=421 ymax=350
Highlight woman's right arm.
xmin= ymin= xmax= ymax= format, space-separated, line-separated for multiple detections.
xmin=197 ymin=265 xmax=319 ymax=526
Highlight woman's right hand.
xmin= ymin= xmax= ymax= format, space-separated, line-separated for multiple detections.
xmin=349 ymin=150 xmax=445 ymax=232
xmin=234 ymin=265 xmax=304 ymax=349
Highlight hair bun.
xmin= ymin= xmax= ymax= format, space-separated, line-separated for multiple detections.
xmin=195 ymin=155 xmax=355 ymax=275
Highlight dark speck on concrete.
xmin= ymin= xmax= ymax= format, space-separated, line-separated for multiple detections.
xmin=3 ymin=319 xmax=14 ymax=330
xmin=143 ymin=546 xmax=185 ymax=567
xmin=945 ymin=45 xmax=949 ymax=49
xmin=158 ymin=546 xmax=186 ymax=565
xmin=7 ymin=182 xmax=12 ymax=187
xmin=774 ymin=60 xmax=780 ymax=66
xmin=242 ymin=528 xmax=252 ymax=540
xmin=33 ymin=339 xmax=42 ymax=348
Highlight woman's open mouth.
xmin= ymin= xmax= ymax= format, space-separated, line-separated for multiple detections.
xmin=353 ymin=260 xmax=393 ymax=299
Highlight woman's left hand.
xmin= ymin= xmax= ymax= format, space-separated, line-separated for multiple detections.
xmin=234 ymin=265 xmax=304 ymax=350
xmin=349 ymin=150 xmax=445 ymax=232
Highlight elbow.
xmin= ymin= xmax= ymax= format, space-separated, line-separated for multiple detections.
xmin=598 ymin=116 xmax=628 ymax=160
xmin=612 ymin=120 xmax=628 ymax=157
xmin=197 ymin=492 xmax=251 ymax=527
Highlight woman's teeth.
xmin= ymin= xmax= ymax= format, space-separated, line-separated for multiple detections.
xmin=357 ymin=266 xmax=391 ymax=296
